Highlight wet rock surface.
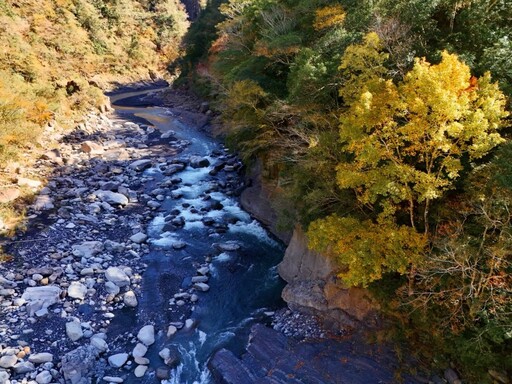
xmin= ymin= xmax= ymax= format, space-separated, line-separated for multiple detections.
xmin=209 ymin=324 xmax=422 ymax=384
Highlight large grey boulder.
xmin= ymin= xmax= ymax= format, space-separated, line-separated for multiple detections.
xmin=129 ymin=159 xmax=152 ymax=171
xmin=94 ymin=190 xmax=129 ymax=206
xmin=105 ymin=267 xmax=130 ymax=288
xmin=189 ymin=156 xmax=210 ymax=168
xmin=66 ymin=322 xmax=83 ymax=342
xmin=21 ymin=286 xmax=61 ymax=309
xmin=28 ymin=353 xmax=53 ymax=364
xmin=72 ymin=241 xmax=104 ymax=258
xmin=68 ymin=282 xmax=87 ymax=300
xmin=137 ymin=325 xmax=155 ymax=346
xmin=61 ymin=345 xmax=99 ymax=384
xmin=0 ymin=354 xmax=17 ymax=368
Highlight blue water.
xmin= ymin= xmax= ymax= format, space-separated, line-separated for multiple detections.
xmin=107 ymin=91 xmax=286 ymax=383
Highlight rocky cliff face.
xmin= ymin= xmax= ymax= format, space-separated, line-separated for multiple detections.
xmin=240 ymin=161 xmax=292 ymax=243
xmin=180 ymin=0 xmax=201 ymax=20
xmin=278 ymin=226 xmax=379 ymax=329
xmin=241 ymin=162 xmax=378 ymax=328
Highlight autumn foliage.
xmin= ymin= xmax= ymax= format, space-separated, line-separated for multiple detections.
xmin=180 ymin=0 xmax=512 ymax=379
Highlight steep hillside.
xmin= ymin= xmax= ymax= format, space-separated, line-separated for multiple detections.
xmin=0 ymin=0 xmax=189 ymax=228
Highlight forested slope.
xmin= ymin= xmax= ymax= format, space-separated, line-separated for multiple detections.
xmin=179 ymin=0 xmax=512 ymax=381
xmin=0 ymin=0 xmax=189 ymax=227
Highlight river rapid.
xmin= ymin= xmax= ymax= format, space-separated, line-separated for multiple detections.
xmin=105 ymin=86 xmax=287 ymax=383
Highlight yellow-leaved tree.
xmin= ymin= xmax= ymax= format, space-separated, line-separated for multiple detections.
xmin=308 ymin=33 xmax=509 ymax=286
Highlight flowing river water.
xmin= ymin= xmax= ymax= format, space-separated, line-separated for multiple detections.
xmin=107 ymin=88 xmax=286 ymax=383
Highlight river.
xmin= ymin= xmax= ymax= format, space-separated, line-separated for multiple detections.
xmin=106 ymin=87 xmax=286 ymax=383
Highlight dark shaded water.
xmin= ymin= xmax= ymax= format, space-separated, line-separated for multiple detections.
xmin=107 ymin=89 xmax=286 ymax=383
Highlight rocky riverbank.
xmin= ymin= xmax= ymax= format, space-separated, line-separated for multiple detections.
xmin=0 ymin=84 xmax=253 ymax=383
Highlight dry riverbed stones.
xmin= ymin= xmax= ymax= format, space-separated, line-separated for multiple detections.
xmin=0 ymin=91 xmax=247 ymax=383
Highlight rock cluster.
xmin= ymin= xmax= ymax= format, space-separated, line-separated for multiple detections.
xmin=0 ymin=93 xmax=245 ymax=383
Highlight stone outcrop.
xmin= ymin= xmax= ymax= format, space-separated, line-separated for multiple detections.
xmin=209 ymin=324 xmax=420 ymax=384
xmin=240 ymin=161 xmax=292 ymax=243
xmin=278 ymin=226 xmax=379 ymax=328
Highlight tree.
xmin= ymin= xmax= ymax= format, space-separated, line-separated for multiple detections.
xmin=308 ymin=35 xmax=509 ymax=286
xmin=337 ymin=40 xmax=508 ymax=233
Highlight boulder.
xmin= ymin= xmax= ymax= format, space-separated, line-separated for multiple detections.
xmin=13 ymin=361 xmax=35 ymax=374
xmin=105 ymin=267 xmax=130 ymax=288
xmin=137 ymin=325 xmax=155 ymax=346
xmin=0 ymin=354 xmax=17 ymax=368
xmin=123 ymin=291 xmax=138 ymax=307
xmin=214 ymin=242 xmax=240 ymax=252
xmin=17 ymin=177 xmax=41 ymax=189
xmin=132 ymin=343 xmax=147 ymax=358
xmin=21 ymin=286 xmax=61 ymax=309
xmin=156 ymin=367 xmax=170 ymax=380
xmin=61 ymin=345 xmax=100 ymax=384
xmin=193 ymin=283 xmax=210 ymax=292
xmin=95 ymin=190 xmax=129 ymax=206
xmin=134 ymin=365 xmax=148 ymax=377
xmin=66 ymin=322 xmax=83 ymax=342
xmin=0 ymin=188 xmax=20 ymax=203
xmin=167 ymin=325 xmax=177 ymax=337
xmin=104 ymin=281 xmax=119 ymax=296
xmin=90 ymin=337 xmax=108 ymax=353
xmin=72 ymin=241 xmax=104 ymax=259
xmin=108 ymin=353 xmax=128 ymax=368
xmin=189 ymin=156 xmax=210 ymax=168
xmin=35 ymin=370 xmax=52 ymax=384
xmin=68 ymin=282 xmax=88 ymax=300
xmin=130 ymin=232 xmax=147 ymax=244
xmin=81 ymin=141 xmax=104 ymax=155
xmin=103 ymin=376 xmax=123 ymax=383
xmin=0 ymin=371 xmax=9 ymax=382
xmin=129 ymin=159 xmax=152 ymax=171
xmin=32 ymin=196 xmax=55 ymax=211
xmin=28 ymin=352 xmax=53 ymax=364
